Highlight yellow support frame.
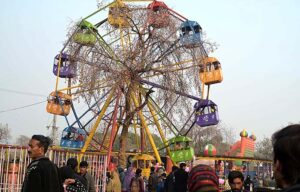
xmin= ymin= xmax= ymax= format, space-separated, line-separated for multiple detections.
xmin=138 ymin=88 xmax=172 ymax=158
xmin=146 ymin=102 xmax=172 ymax=158
xmin=130 ymin=92 xmax=162 ymax=164
xmin=79 ymin=88 xmax=116 ymax=160
xmin=132 ymin=117 xmax=140 ymax=149
xmin=54 ymin=54 xmax=63 ymax=92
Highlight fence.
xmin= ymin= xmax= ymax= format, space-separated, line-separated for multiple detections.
xmin=0 ymin=144 xmax=108 ymax=192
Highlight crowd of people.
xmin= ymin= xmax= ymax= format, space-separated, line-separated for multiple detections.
xmin=21 ymin=124 xmax=300 ymax=192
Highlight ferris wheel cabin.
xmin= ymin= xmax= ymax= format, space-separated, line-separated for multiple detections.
xmin=168 ymin=136 xmax=194 ymax=163
xmin=108 ymin=1 xmax=131 ymax=28
xmin=60 ymin=127 xmax=86 ymax=149
xmin=132 ymin=154 xmax=155 ymax=179
xmin=194 ymin=100 xmax=219 ymax=127
xmin=53 ymin=53 xmax=76 ymax=78
xmin=46 ymin=91 xmax=72 ymax=116
xmin=199 ymin=57 xmax=223 ymax=85
xmin=147 ymin=1 xmax=170 ymax=28
xmin=73 ymin=20 xmax=97 ymax=46
xmin=180 ymin=20 xmax=202 ymax=48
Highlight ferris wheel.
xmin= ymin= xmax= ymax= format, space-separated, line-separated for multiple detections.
xmin=46 ymin=0 xmax=223 ymax=169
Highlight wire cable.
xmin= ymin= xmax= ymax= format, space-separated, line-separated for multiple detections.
xmin=0 ymin=100 xmax=47 ymax=114
xmin=0 ymin=88 xmax=46 ymax=98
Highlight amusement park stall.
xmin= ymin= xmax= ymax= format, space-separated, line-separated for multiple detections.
xmin=0 ymin=144 xmax=108 ymax=192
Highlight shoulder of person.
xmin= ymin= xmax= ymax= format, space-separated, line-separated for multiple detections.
xmin=28 ymin=159 xmax=40 ymax=168
xmin=26 ymin=160 xmax=41 ymax=174
xmin=37 ymin=157 xmax=58 ymax=169
xmin=34 ymin=157 xmax=53 ymax=166
xmin=36 ymin=157 xmax=50 ymax=162
xmin=28 ymin=157 xmax=51 ymax=169
xmin=85 ymin=172 xmax=93 ymax=178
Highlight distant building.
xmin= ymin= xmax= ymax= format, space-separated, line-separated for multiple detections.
xmin=224 ymin=129 xmax=256 ymax=158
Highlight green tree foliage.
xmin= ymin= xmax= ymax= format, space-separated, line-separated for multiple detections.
xmin=89 ymin=130 xmax=163 ymax=153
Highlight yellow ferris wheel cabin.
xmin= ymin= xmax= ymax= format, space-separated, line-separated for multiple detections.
xmin=108 ymin=0 xmax=131 ymax=28
xmin=131 ymin=154 xmax=155 ymax=179
xmin=199 ymin=57 xmax=223 ymax=85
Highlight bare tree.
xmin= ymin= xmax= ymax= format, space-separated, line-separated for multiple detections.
xmin=15 ymin=135 xmax=31 ymax=146
xmin=255 ymin=137 xmax=273 ymax=160
xmin=59 ymin=3 xmax=216 ymax=167
xmin=187 ymin=121 xmax=235 ymax=155
xmin=0 ymin=123 xmax=11 ymax=144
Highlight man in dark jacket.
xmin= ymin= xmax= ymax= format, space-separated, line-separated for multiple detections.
xmin=272 ymin=124 xmax=300 ymax=192
xmin=174 ymin=163 xmax=188 ymax=192
xmin=79 ymin=160 xmax=96 ymax=192
xmin=61 ymin=157 xmax=87 ymax=189
xmin=148 ymin=166 xmax=158 ymax=192
xmin=243 ymin=175 xmax=252 ymax=191
xmin=165 ymin=165 xmax=178 ymax=192
xmin=21 ymin=135 xmax=62 ymax=192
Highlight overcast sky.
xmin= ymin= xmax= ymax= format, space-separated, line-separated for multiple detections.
xmin=0 ymin=0 xmax=299 ymax=144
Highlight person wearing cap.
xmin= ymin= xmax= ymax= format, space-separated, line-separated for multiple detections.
xmin=187 ymin=164 xmax=220 ymax=192
xmin=21 ymin=135 xmax=62 ymax=192
xmin=79 ymin=161 xmax=96 ymax=192
xmin=174 ymin=162 xmax=189 ymax=192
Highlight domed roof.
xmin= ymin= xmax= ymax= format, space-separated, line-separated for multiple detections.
xmin=240 ymin=129 xmax=248 ymax=137
xmin=249 ymin=134 xmax=257 ymax=141
xmin=203 ymin=144 xmax=217 ymax=156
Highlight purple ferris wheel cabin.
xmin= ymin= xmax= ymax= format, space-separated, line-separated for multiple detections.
xmin=53 ymin=53 xmax=76 ymax=78
xmin=194 ymin=99 xmax=219 ymax=127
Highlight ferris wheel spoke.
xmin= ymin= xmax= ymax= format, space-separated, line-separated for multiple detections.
xmin=146 ymin=101 xmax=172 ymax=157
xmin=79 ymin=88 xmax=116 ymax=159
xmin=177 ymin=110 xmax=196 ymax=135
xmin=119 ymin=28 xmax=129 ymax=55
xmin=98 ymin=109 xmax=115 ymax=152
xmin=150 ymin=58 xmax=195 ymax=71
xmin=132 ymin=117 xmax=140 ymax=149
xmin=106 ymin=90 xmax=121 ymax=166
xmin=130 ymin=91 xmax=162 ymax=164
xmin=142 ymin=61 xmax=200 ymax=79
xmin=140 ymin=79 xmax=201 ymax=101
xmin=147 ymin=96 xmax=179 ymax=134
xmin=95 ymin=32 xmax=122 ymax=64
xmin=68 ymin=89 xmax=115 ymax=130
xmin=138 ymin=87 xmax=178 ymax=135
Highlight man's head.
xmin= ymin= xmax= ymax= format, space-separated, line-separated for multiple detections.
xmin=180 ymin=162 xmax=187 ymax=170
xmin=150 ymin=166 xmax=155 ymax=173
xmin=172 ymin=165 xmax=179 ymax=172
xmin=28 ymin=135 xmax=51 ymax=160
xmin=228 ymin=171 xmax=244 ymax=192
xmin=272 ymin=124 xmax=300 ymax=188
xmin=79 ymin=160 xmax=88 ymax=175
xmin=67 ymin=158 xmax=78 ymax=170
xmin=136 ymin=168 xmax=142 ymax=176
